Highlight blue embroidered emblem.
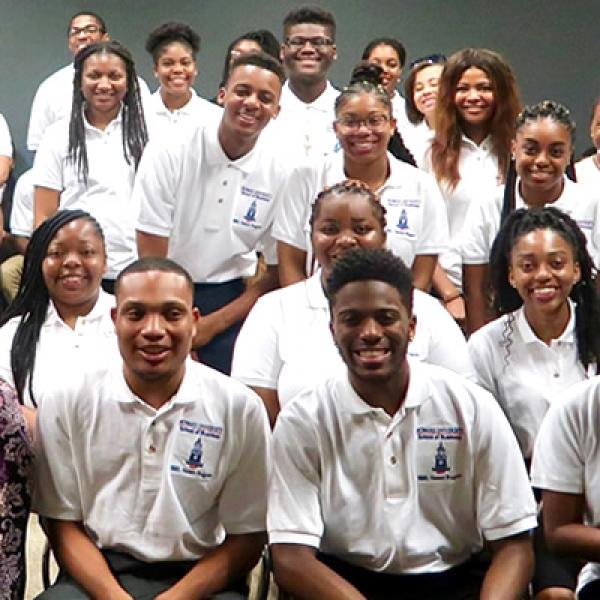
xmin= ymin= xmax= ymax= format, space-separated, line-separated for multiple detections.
xmin=186 ymin=436 xmax=204 ymax=468
xmin=432 ymin=442 xmax=450 ymax=474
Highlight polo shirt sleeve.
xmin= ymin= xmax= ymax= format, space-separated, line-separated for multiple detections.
xmin=231 ymin=291 xmax=283 ymax=389
xmin=27 ymin=79 xmax=53 ymax=151
xmin=271 ymin=163 xmax=320 ymax=251
xmin=530 ymin=383 xmax=589 ymax=494
xmin=9 ymin=170 xmax=34 ymax=237
xmin=217 ymin=391 xmax=271 ymax=535
xmin=0 ymin=114 xmax=12 ymax=158
xmin=32 ymin=122 xmax=66 ymax=192
xmin=467 ymin=323 xmax=501 ymax=398
xmin=415 ymin=171 xmax=448 ymax=256
xmin=268 ymin=395 xmax=323 ymax=548
xmin=32 ymin=392 xmax=83 ymax=520
xmin=460 ymin=192 xmax=500 ymax=265
xmin=134 ymin=137 xmax=180 ymax=238
xmin=469 ymin=384 xmax=538 ymax=541
xmin=0 ymin=320 xmax=17 ymax=388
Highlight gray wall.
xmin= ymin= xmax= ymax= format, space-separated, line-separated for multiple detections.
xmin=2 ymin=0 xmax=599 ymax=175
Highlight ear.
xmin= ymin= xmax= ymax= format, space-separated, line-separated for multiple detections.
xmin=389 ymin=117 xmax=397 ymax=135
xmin=153 ymin=66 xmax=159 ymax=80
xmin=217 ymin=87 xmax=226 ymax=106
xmin=110 ymin=307 xmax=117 ymax=324
xmin=510 ymin=138 xmax=517 ymax=160
xmin=508 ymin=266 xmax=517 ymax=288
xmin=408 ymin=314 xmax=416 ymax=342
xmin=279 ymin=44 xmax=285 ymax=63
xmin=102 ymin=32 xmax=110 ymax=42
xmin=573 ymin=261 xmax=581 ymax=286
xmin=332 ymin=45 xmax=337 ymax=61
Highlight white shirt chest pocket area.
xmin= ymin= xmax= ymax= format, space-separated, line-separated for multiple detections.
xmin=415 ymin=433 xmax=466 ymax=486
xmin=231 ymin=189 xmax=274 ymax=245
xmin=169 ymin=427 xmax=225 ymax=521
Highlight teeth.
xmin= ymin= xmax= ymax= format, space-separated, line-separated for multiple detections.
xmin=357 ymin=349 xmax=388 ymax=357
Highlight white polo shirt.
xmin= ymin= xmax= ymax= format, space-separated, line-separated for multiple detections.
xmin=145 ymin=89 xmax=223 ymax=133
xmin=272 ymin=152 xmax=448 ymax=270
xmin=268 ymin=361 xmax=537 ymax=574
xmin=267 ymin=80 xmax=338 ymax=160
xmin=9 ymin=169 xmax=34 ymax=237
xmin=135 ymin=119 xmax=287 ymax=283
xmin=33 ymin=358 xmax=271 ymax=562
xmin=468 ymin=302 xmax=592 ymax=459
xmin=576 ymin=155 xmax=600 ymax=191
xmin=0 ymin=290 xmax=116 ymax=407
xmin=232 ymin=272 xmax=475 ymax=406
xmin=401 ymin=120 xmax=433 ymax=169
xmin=424 ymin=135 xmax=501 ymax=287
xmin=531 ymin=377 xmax=600 ymax=591
xmin=32 ymin=112 xmax=139 ymax=279
xmin=461 ymin=176 xmax=600 ymax=268
xmin=27 ymin=64 xmax=150 ymax=151
xmin=0 ymin=112 xmax=12 ymax=198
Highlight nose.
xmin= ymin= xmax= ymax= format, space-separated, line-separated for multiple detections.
xmin=534 ymin=150 xmax=550 ymax=166
xmin=334 ymin=230 xmax=358 ymax=250
xmin=96 ymin=75 xmax=112 ymax=90
xmin=62 ymin=250 xmax=82 ymax=266
xmin=535 ymin=262 xmax=552 ymax=281
xmin=466 ymin=87 xmax=480 ymax=101
xmin=243 ymin=92 xmax=260 ymax=109
xmin=360 ymin=316 xmax=383 ymax=342
xmin=141 ymin=313 xmax=165 ymax=338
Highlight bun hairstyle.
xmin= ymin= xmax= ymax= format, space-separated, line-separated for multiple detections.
xmin=145 ymin=21 xmax=200 ymax=63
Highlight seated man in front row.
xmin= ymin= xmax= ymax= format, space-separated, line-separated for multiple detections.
xmin=268 ymin=248 xmax=538 ymax=600
xmin=34 ymin=257 xmax=271 ymax=600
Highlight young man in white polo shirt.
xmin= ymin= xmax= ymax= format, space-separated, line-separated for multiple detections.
xmin=267 ymin=6 xmax=338 ymax=159
xmin=27 ymin=11 xmax=149 ymax=151
xmin=34 ymin=257 xmax=271 ymax=600
xmin=135 ymin=53 xmax=286 ymax=375
xmin=268 ymin=248 xmax=537 ymax=600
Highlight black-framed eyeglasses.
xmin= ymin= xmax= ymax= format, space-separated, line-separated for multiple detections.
xmin=284 ymin=37 xmax=334 ymax=51
xmin=69 ymin=24 xmax=102 ymax=37
xmin=336 ymin=114 xmax=390 ymax=132
xmin=409 ymin=53 xmax=446 ymax=70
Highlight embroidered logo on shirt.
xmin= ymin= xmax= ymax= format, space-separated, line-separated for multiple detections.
xmin=171 ymin=420 xmax=223 ymax=479
xmin=432 ymin=442 xmax=450 ymax=474
xmin=416 ymin=426 xmax=464 ymax=482
xmin=244 ymin=200 xmax=257 ymax=222
xmin=186 ymin=436 xmax=204 ymax=468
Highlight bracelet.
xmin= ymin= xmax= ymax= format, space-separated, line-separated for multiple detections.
xmin=443 ymin=291 xmax=463 ymax=304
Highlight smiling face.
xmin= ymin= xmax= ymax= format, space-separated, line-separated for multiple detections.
xmin=113 ymin=270 xmax=199 ymax=396
xmin=230 ymin=39 xmax=262 ymax=64
xmin=334 ymin=91 xmax=395 ymax=166
xmin=590 ymin=102 xmax=600 ymax=150
xmin=67 ymin=14 xmax=108 ymax=56
xmin=454 ymin=66 xmax=495 ymax=138
xmin=218 ymin=64 xmax=281 ymax=154
xmin=513 ymin=117 xmax=572 ymax=204
xmin=311 ymin=192 xmax=386 ymax=278
xmin=413 ymin=64 xmax=443 ymax=123
xmin=42 ymin=218 xmax=106 ymax=320
xmin=81 ymin=51 xmax=127 ymax=122
xmin=281 ymin=23 xmax=336 ymax=85
xmin=154 ymin=41 xmax=197 ymax=101
xmin=367 ymin=43 xmax=402 ymax=97
xmin=331 ymin=279 xmax=415 ymax=389
xmin=508 ymin=229 xmax=580 ymax=324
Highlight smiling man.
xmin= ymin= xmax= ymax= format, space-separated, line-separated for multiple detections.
xmin=135 ymin=52 xmax=287 ymax=375
xmin=268 ymin=248 xmax=538 ymax=600
xmin=266 ymin=6 xmax=338 ymax=159
xmin=34 ymin=257 xmax=271 ymax=600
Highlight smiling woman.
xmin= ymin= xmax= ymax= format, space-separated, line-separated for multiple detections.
xmin=0 ymin=210 xmax=116 ymax=409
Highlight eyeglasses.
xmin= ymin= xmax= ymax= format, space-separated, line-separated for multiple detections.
xmin=284 ymin=37 xmax=334 ymax=50
xmin=336 ymin=114 xmax=390 ymax=132
xmin=409 ymin=53 xmax=446 ymax=70
xmin=69 ymin=24 xmax=102 ymax=37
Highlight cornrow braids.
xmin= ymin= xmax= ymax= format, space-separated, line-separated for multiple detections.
xmin=309 ymin=179 xmax=387 ymax=232
xmin=335 ymin=80 xmax=391 ymax=116
xmin=0 ymin=210 xmax=105 ymax=406
xmin=69 ymin=40 xmax=148 ymax=185
xmin=516 ymin=100 xmax=575 ymax=143
xmin=490 ymin=206 xmax=600 ymax=369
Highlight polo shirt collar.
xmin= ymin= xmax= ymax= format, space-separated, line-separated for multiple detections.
xmin=306 ymin=271 xmax=329 ymax=309
xmin=45 ymin=289 xmax=114 ymax=328
xmin=151 ymin=88 xmax=199 ymax=116
xmin=204 ymin=118 xmax=260 ymax=174
xmin=514 ymin=299 xmax=576 ymax=345
xmin=461 ymin=133 xmax=492 ymax=153
xmin=82 ymin=105 xmax=123 ymax=134
xmin=281 ymin=80 xmax=336 ymax=112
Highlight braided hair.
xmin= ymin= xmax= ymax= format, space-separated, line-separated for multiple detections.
xmin=69 ymin=40 xmax=148 ymax=184
xmin=490 ymin=206 xmax=600 ymax=369
xmin=0 ymin=210 xmax=105 ymax=406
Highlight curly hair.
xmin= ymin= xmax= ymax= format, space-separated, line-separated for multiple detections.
xmin=145 ymin=21 xmax=200 ymax=63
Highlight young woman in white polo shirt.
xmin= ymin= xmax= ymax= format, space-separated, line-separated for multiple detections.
xmin=275 ymin=78 xmax=448 ymax=291
xmin=33 ymin=40 xmax=148 ymax=290
xmin=575 ymin=97 xmax=600 ymax=189
xmin=0 ymin=209 xmax=115 ymax=408
xmin=468 ymin=207 xmax=600 ymax=599
xmin=144 ymin=22 xmax=222 ymax=131
xmin=462 ymin=101 xmax=600 ymax=332
xmin=233 ymin=180 xmax=473 ymax=426
xmin=427 ymin=48 xmax=521 ymax=322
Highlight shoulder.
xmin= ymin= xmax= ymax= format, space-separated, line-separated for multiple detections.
xmin=468 ymin=313 xmax=512 ymax=349
xmin=37 ymin=64 xmax=72 ymax=91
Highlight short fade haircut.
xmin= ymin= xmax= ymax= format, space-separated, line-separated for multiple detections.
xmin=67 ymin=11 xmax=107 ymax=35
xmin=225 ymin=51 xmax=286 ymax=86
xmin=114 ymin=257 xmax=194 ymax=298
xmin=283 ymin=6 xmax=336 ymax=40
xmin=326 ymin=248 xmax=413 ymax=313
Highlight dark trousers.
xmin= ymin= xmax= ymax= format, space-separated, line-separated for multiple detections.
xmin=193 ymin=279 xmax=245 ymax=375
xmin=318 ymin=553 xmax=485 ymax=600
xmin=36 ymin=549 xmax=248 ymax=599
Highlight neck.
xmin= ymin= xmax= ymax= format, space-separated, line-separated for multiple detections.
xmin=349 ymin=362 xmax=410 ymax=417
xmin=54 ymin=293 xmax=99 ymax=330
xmin=344 ymin=155 xmax=390 ymax=191
xmin=519 ymin=177 xmax=564 ymax=209
xmin=288 ymin=77 xmax=327 ymax=103
xmin=462 ymin=123 xmax=488 ymax=146
xmin=217 ymin=123 xmax=257 ymax=160
xmin=524 ymin=301 xmax=571 ymax=346
xmin=161 ymin=88 xmax=192 ymax=111
xmin=85 ymin=106 xmax=119 ymax=131
xmin=424 ymin=114 xmax=434 ymax=129
xmin=123 ymin=365 xmax=185 ymax=411
xmin=593 ymin=154 xmax=600 ymax=170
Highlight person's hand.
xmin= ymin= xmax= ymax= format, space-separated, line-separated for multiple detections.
xmin=445 ymin=295 xmax=466 ymax=324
